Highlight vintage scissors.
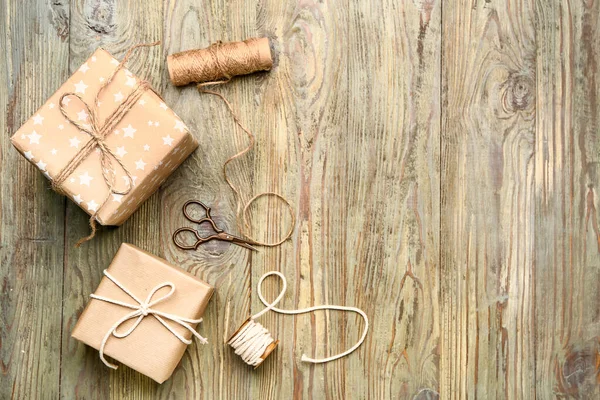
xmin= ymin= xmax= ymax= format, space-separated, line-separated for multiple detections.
xmin=173 ymin=200 xmax=259 ymax=251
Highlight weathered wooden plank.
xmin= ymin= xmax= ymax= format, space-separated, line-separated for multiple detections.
xmin=161 ymin=1 xmax=259 ymax=399
xmin=0 ymin=1 xmax=69 ymax=399
xmin=253 ymin=1 xmax=347 ymax=399
xmin=441 ymin=0 xmax=537 ymax=398
xmin=340 ymin=1 xmax=441 ymax=398
xmin=59 ymin=1 xmax=165 ymax=398
xmin=534 ymin=0 xmax=600 ymax=397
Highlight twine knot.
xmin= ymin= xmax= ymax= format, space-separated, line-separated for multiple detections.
xmin=139 ymin=304 xmax=150 ymax=316
xmin=90 ymin=269 xmax=208 ymax=370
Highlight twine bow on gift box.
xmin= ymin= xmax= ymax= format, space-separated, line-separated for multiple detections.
xmin=50 ymin=42 xmax=160 ymax=246
xmin=90 ymin=269 xmax=208 ymax=369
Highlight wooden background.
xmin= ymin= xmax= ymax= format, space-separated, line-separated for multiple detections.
xmin=1 ymin=0 xmax=599 ymax=398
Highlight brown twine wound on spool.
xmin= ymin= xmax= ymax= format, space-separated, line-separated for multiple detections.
xmin=168 ymin=38 xmax=295 ymax=247
xmin=167 ymin=38 xmax=273 ymax=86
xmin=53 ymin=41 xmax=160 ymax=246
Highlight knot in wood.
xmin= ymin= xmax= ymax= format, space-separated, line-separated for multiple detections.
xmin=555 ymin=345 xmax=600 ymax=396
xmin=502 ymin=73 xmax=534 ymax=113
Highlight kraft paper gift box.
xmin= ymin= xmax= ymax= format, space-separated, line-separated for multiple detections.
xmin=11 ymin=47 xmax=198 ymax=226
xmin=72 ymin=243 xmax=214 ymax=383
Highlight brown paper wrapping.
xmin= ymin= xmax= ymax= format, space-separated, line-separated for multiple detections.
xmin=11 ymin=48 xmax=198 ymax=226
xmin=71 ymin=243 xmax=214 ymax=383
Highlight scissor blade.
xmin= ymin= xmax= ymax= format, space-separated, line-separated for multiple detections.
xmin=225 ymin=233 xmax=260 ymax=251
xmin=234 ymin=241 xmax=259 ymax=251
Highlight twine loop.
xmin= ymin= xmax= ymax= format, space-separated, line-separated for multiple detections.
xmin=228 ymin=271 xmax=369 ymax=366
xmin=168 ymin=37 xmax=294 ymax=247
xmin=52 ymin=42 xmax=159 ymax=246
xmin=198 ymin=86 xmax=296 ymax=247
xmin=91 ymin=269 xmax=207 ymax=369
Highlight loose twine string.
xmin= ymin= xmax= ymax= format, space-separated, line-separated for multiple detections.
xmin=228 ymin=271 xmax=369 ymax=366
xmin=52 ymin=42 xmax=159 ymax=246
xmin=169 ymin=39 xmax=295 ymax=247
xmin=90 ymin=269 xmax=207 ymax=369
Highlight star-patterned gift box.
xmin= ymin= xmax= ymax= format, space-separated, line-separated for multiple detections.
xmin=11 ymin=48 xmax=198 ymax=225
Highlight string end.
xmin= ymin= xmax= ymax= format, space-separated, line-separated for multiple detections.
xmin=300 ymin=354 xmax=311 ymax=363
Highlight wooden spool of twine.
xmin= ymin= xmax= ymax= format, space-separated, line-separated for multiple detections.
xmin=227 ymin=317 xmax=279 ymax=368
xmin=167 ymin=37 xmax=273 ymax=86
xmin=227 ymin=272 xmax=369 ymax=368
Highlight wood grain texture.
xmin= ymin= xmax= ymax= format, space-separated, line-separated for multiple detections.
xmin=535 ymin=0 xmax=600 ymax=398
xmin=0 ymin=0 xmax=69 ymax=399
xmin=441 ymin=0 xmax=538 ymax=397
xmin=1 ymin=0 xmax=600 ymax=399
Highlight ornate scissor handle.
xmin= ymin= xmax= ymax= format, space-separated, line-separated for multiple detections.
xmin=172 ymin=227 xmax=204 ymax=250
xmin=182 ymin=200 xmax=222 ymax=233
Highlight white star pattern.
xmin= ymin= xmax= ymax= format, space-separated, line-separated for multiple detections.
xmin=135 ymin=158 xmax=146 ymax=170
xmin=32 ymin=114 xmax=44 ymax=125
xmin=87 ymin=199 xmax=99 ymax=212
xmin=78 ymin=171 xmax=93 ymax=186
xmin=91 ymin=56 xmax=97 ymax=62
xmin=77 ymin=109 xmax=89 ymax=121
xmin=143 ymin=144 xmax=150 ymax=151
xmin=159 ymin=102 xmax=167 ymax=110
xmin=27 ymin=131 xmax=42 ymax=144
xmin=122 ymin=124 xmax=136 ymax=138
xmin=62 ymin=97 xmax=71 ymax=106
xmin=69 ymin=136 xmax=81 ymax=148
xmin=58 ymin=124 xmax=64 ymax=130
xmin=51 ymin=148 xmax=58 ymax=155
xmin=43 ymin=171 xmax=52 ymax=180
xmin=112 ymin=193 xmax=123 ymax=203
xmin=110 ymin=58 xmax=119 ymax=65
xmin=24 ymin=151 xmax=34 ymax=160
xmin=74 ymin=80 xmax=88 ymax=94
xmin=123 ymin=175 xmax=137 ymax=186
xmin=154 ymin=121 xmax=159 ymax=127
xmin=73 ymin=193 xmax=83 ymax=204
xmin=148 ymin=120 xmax=154 ymax=126
xmin=114 ymin=92 xmax=124 ymax=102
xmin=21 ymin=134 xmax=26 ymax=139
xmin=35 ymin=160 xmax=47 ymax=171
xmin=115 ymin=146 xmax=127 ymax=158
xmin=174 ymin=120 xmax=186 ymax=132
xmin=48 ymin=102 xmax=55 ymax=109
xmin=79 ymin=63 xmax=90 ymax=73
xmin=139 ymin=99 xmax=146 ymax=106
xmin=126 ymin=76 xmax=136 ymax=87
xmin=70 ymin=178 xmax=75 ymax=183
xmin=99 ymin=77 xmax=105 ymax=82
xmin=162 ymin=135 xmax=174 ymax=146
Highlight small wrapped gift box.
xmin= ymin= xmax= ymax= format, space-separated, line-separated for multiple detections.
xmin=72 ymin=243 xmax=214 ymax=383
xmin=11 ymin=46 xmax=198 ymax=228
